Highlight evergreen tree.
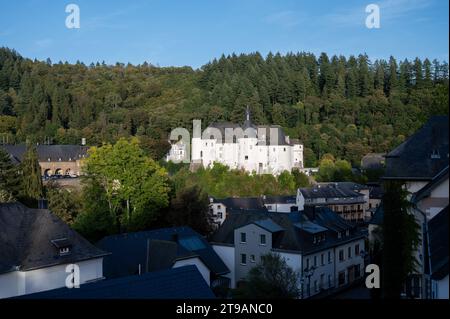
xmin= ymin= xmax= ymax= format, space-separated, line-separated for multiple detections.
xmin=382 ymin=180 xmax=420 ymax=299
xmin=0 ymin=147 xmax=21 ymax=199
xmin=20 ymin=143 xmax=43 ymax=205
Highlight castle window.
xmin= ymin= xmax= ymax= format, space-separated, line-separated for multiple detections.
xmin=245 ymin=156 xmax=248 ymax=160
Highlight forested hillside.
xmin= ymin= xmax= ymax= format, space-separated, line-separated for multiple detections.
xmin=0 ymin=48 xmax=448 ymax=166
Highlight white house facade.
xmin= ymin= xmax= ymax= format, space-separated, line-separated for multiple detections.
xmin=210 ymin=207 xmax=365 ymax=298
xmin=0 ymin=203 xmax=108 ymax=299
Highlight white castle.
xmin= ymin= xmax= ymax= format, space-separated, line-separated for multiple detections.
xmin=167 ymin=107 xmax=304 ymax=175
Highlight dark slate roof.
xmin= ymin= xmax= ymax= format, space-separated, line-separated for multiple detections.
xmin=1 ymin=144 xmax=89 ymax=163
xmin=19 ymin=265 xmax=215 ymax=299
xmin=96 ymin=227 xmax=229 ymax=279
xmin=317 ymin=182 xmax=369 ymax=193
xmin=369 ymin=204 xmax=384 ymax=226
xmin=300 ymin=184 xmax=364 ymax=203
xmin=212 ymin=197 xmax=267 ymax=211
xmin=0 ymin=203 xmax=108 ymax=274
xmin=253 ymin=219 xmax=285 ymax=233
xmin=263 ymin=195 xmax=297 ymax=204
xmin=384 ymin=116 xmax=449 ymax=180
xmin=411 ymin=166 xmax=449 ymax=204
xmin=210 ymin=207 xmax=363 ymax=255
xmin=205 ymin=122 xmax=290 ymax=145
xmin=368 ymin=184 xmax=383 ymax=199
xmin=428 ymin=206 xmax=449 ymax=280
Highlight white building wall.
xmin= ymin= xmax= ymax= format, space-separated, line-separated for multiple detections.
xmin=433 ymin=275 xmax=449 ymax=299
xmin=265 ymin=203 xmax=296 ymax=213
xmin=191 ymin=137 xmax=202 ymax=162
xmin=190 ymin=133 xmax=303 ymax=176
xmin=334 ymin=239 xmax=365 ymax=288
xmin=0 ymin=258 xmax=104 ymax=299
xmin=173 ymin=257 xmax=211 ymax=286
xmin=302 ymin=249 xmax=336 ymax=298
xmin=212 ymin=245 xmax=236 ymax=288
xmin=209 ymin=202 xmax=227 ymax=226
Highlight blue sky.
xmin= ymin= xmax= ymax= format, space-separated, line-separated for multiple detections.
xmin=0 ymin=0 xmax=448 ymax=68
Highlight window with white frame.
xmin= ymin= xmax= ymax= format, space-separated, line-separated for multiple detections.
xmin=260 ymin=234 xmax=266 ymax=245
xmin=241 ymin=254 xmax=247 ymax=265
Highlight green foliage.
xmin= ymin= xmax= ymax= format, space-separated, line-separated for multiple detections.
xmin=174 ymin=163 xmax=299 ymax=197
xmin=45 ymin=181 xmax=81 ymax=225
xmin=81 ymin=137 xmax=171 ymax=233
xmin=165 ymin=184 xmax=213 ymax=236
xmin=381 ymin=180 xmax=421 ymax=299
xmin=73 ymin=179 xmax=116 ymax=242
xmin=315 ymin=155 xmax=366 ymax=183
xmin=20 ymin=143 xmax=43 ymax=206
xmin=233 ymin=252 xmax=301 ymax=299
xmin=292 ymin=169 xmax=311 ymax=188
xmin=0 ymin=48 xmax=448 ymax=165
xmin=0 ymin=146 xmax=21 ymax=200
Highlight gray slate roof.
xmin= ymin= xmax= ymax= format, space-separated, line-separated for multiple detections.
xmin=211 ymin=196 xmax=267 ymax=211
xmin=96 ymin=226 xmax=229 ymax=279
xmin=19 ymin=265 xmax=215 ymax=299
xmin=210 ymin=207 xmax=363 ymax=255
xmin=263 ymin=195 xmax=297 ymax=204
xmin=428 ymin=206 xmax=449 ymax=280
xmin=369 ymin=204 xmax=384 ymax=226
xmin=206 ymin=122 xmax=291 ymax=145
xmin=1 ymin=144 xmax=89 ymax=163
xmin=0 ymin=203 xmax=108 ymax=274
xmin=384 ymin=116 xmax=449 ymax=180
xmin=300 ymin=184 xmax=364 ymax=201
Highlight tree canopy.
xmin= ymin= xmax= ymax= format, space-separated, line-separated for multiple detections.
xmin=0 ymin=48 xmax=448 ymax=166
xmin=81 ymin=138 xmax=171 ymax=232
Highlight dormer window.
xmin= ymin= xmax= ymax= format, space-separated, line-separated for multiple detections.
xmin=431 ymin=149 xmax=441 ymax=159
xmin=51 ymin=238 xmax=72 ymax=256
xmin=60 ymin=247 xmax=70 ymax=255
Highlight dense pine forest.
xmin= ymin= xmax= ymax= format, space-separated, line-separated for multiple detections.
xmin=0 ymin=47 xmax=448 ymax=166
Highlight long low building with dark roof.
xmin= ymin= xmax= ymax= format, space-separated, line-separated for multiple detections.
xmin=0 ymin=203 xmax=109 ymax=299
xmin=1 ymin=144 xmax=89 ymax=177
xmin=209 ymin=206 xmax=365 ymax=298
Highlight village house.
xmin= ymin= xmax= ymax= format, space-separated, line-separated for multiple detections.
xmin=0 ymin=203 xmax=108 ymax=299
xmin=370 ymin=116 xmax=449 ymax=299
xmin=209 ymin=206 xmax=365 ymax=298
